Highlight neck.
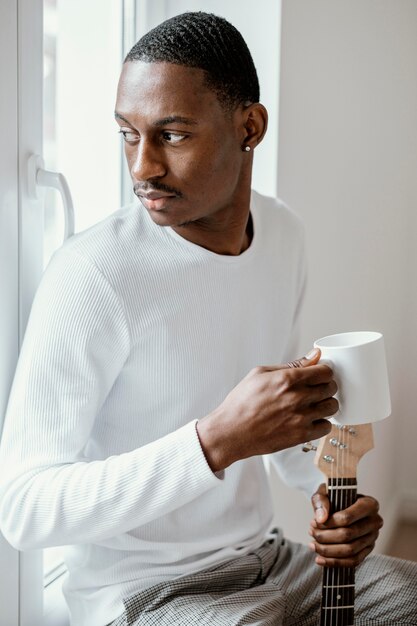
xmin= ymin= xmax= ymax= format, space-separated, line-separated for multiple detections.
xmin=171 ymin=166 xmax=253 ymax=256
xmin=172 ymin=200 xmax=253 ymax=256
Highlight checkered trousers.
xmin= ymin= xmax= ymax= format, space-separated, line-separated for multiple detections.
xmin=109 ymin=529 xmax=417 ymax=626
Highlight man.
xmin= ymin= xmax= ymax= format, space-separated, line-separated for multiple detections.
xmin=0 ymin=12 xmax=415 ymax=626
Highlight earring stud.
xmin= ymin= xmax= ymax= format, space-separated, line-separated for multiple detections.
xmin=243 ymin=145 xmax=251 ymax=152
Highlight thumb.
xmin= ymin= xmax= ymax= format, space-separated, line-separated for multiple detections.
xmin=311 ymin=483 xmax=330 ymax=524
xmin=286 ymin=347 xmax=321 ymax=369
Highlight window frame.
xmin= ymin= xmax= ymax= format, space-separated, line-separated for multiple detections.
xmin=0 ymin=1 xmax=44 ymax=624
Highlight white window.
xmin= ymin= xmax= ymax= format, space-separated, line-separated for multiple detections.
xmin=0 ymin=1 xmax=138 ymax=623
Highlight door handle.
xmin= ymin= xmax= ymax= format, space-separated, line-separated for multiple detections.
xmin=27 ymin=153 xmax=75 ymax=240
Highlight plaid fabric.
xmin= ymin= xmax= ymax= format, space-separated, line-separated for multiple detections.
xmin=109 ymin=530 xmax=417 ymax=625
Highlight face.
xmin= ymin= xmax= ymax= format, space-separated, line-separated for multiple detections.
xmin=115 ymin=61 xmax=252 ymax=229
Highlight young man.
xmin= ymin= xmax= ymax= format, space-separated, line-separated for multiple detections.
xmin=0 ymin=12 xmax=415 ymax=626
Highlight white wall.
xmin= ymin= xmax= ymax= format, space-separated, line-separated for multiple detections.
xmin=275 ymin=0 xmax=417 ymax=548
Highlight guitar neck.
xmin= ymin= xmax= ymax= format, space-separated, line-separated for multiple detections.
xmin=320 ymin=477 xmax=357 ymax=626
xmin=313 ymin=423 xmax=374 ymax=626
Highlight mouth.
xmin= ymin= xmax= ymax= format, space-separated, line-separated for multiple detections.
xmin=137 ymin=193 xmax=177 ymax=212
xmin=133 ymin=188 xmax=181 ymax=211
xmin=140 ymin=191 xmax=174 ymax=200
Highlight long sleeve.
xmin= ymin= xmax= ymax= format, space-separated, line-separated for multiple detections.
xmin=0 ymin=248 xmax=220 ymax=550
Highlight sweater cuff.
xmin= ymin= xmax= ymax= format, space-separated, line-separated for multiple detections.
xmin=189 ymin=419 xmax=225 ymax=482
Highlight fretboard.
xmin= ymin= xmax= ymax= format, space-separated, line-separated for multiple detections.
xmin=320 ymin=477 xmax=357 ymax=626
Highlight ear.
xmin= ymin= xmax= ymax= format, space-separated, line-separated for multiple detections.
xmin=240 ymin=103 xmax=268 ymax=150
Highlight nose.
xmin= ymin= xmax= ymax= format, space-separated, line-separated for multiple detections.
xmin=130 ymin=139 xmax=167 ymax=182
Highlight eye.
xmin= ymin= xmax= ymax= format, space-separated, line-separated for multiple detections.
xmin=118 ymin=128 xmax=139 ymax=143
xmin=162 ymin=131 xmax=186 ymax=144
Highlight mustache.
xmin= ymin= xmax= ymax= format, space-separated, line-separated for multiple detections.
xmin=133 ymin=182 xmax=183 ymax=198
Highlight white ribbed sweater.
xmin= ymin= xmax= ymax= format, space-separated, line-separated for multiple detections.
xmin=0 ymin=190 xmax=323 ymax=626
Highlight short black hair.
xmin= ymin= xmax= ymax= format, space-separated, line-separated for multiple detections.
xmin=124 ymin=12 xmax=260 ymax=110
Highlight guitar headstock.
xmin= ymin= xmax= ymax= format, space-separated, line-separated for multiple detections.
xmin=314 ymin=423 xmax=374 ymax=479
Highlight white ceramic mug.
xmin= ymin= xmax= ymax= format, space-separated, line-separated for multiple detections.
xmin=313 ymin=331 xmax=391 ymax=425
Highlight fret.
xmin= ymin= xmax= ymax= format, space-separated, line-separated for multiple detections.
xmin=327 ymin=485 xmax=352 ymax=490
xmin=328 ymin=480 xmax=356 ymax=501
xmin=321 ymin=608 xmax=354 ymax=625
xmin=327 ymin=478 xmax=357 ymax=485
xmin=321 ymin=585 xmax=354 ymax=606
xmin=320 ymin=595 xmax=355 ymax=624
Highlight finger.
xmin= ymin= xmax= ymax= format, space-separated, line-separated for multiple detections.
xmin=316 ymin=496 xmax=380 ymax=529
xmin=266 ymin=364 xmax=335 ymax=387
xmin=275 ymin=382 xmax=337 ymax=415
xmin=309 ymin=536 xmax=376 ymax=567
xmin=295 ymin=364 xmax=335 ymax=385
xmin=306 ymin=419 xmax=332 ymax=443
xmin=310 ymin=516 xmax=382 ymax=544
xmin=310 ymin=529 xmax=378 ymax=557
xmin=261 ymin=348 xmax=321 ymax=372
xmin=286 ymin=348 xmax=321 ymax=368
xmin=300 ymin=380 xmax=338 ymax=405
xmin=284 ymin=382 xmax=338 ymax=414
xmin=308 ymin=397 xmax=339 ymax=421
xmin=314 ymin=544 xmax=375 ymax=568
xmin=264 ymin=347 xmax=331 ymax=378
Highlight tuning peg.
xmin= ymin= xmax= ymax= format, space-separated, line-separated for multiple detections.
xmin=302 ymin=441 xmax=318 ymax=453
xmin=337 ymin=424 xmax=357 ymax=435
xmin=330 ymin=437 xmax=348 ymax=449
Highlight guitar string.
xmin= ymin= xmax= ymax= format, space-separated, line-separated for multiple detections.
xmin=324 ymin=427 xmax=351 ymax=626
xmin=323 ymin=435 xmax=329 ymax=626
xmin=337 ymin=427 xmax=342 ymax=626
xmin=334 ymin=426 xmax=340 ymax=626
xmin=342 ymin=426 xmax=347 ymax=626
xmin=330 ymin=430 xmax=335 ymax=626
xmin=324 ymin=432 xmax=331 ymax=626
xmin=336 ymin=429 xmax=340 ymax=626
xmin=341 ymin=426 xmax=346 ymax=626
xmin=330 ymin=428 xmax=336 ymax=626
xmin=349 ymin=428 xmax=356 ymax=626
xmin=350 ymin=434 xmax=355 ymax=624
xmin=328 ymin=428 xmax=335 ymax=626
xmin=329 ymin=433 xmax=334 ymax=626
xmin=343 ymin=426 xmax=351 ymax=626
xmin=325 ymin=427 xmax=357 ymax=626
xmin=345 ymin=428 xmax=351 ymax=626
xmin=332 ymin=428 xmax=339 ymax=626
xmin=332 ymin=430 xmax=343 ymax=626
xmin=343 ymin=428 xmax=349 ymax=626
xmin=324 ymin=426 xmax=333 ymax=626
xmin=341 ymin=428 xmax=348 ymax=626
